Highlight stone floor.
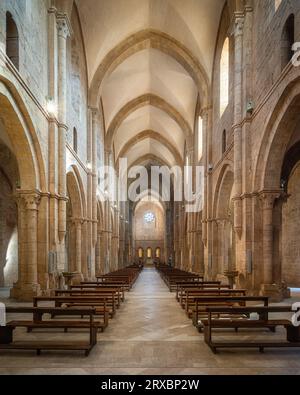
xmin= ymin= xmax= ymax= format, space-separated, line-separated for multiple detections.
xmin=1 ymin=268 xmax=300 ymax=375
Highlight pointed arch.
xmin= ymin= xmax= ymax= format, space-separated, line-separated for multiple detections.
xmin=89 ymin=29 xmax=209 ymax=109
xmin=0 ymin=78 xmax=46 ymax=191
xmin=116 ymin=130 xmax=183 ymax=166
xmin=105 ymin=93 xmax=192 ymax=150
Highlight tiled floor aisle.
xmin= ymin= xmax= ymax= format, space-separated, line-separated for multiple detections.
xmin=1 ymin=268 xmax=300 ymax=374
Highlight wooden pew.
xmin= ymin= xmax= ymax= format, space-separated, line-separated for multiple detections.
xmin=192 ymin=295 xmax=269 ymax=330
xmin=181 ymin=289 xmax=247 ymax=317
xmin=80 ymin=281 xmax=127 ymax=295
xmin=34 ymin=295 xmax=111 ymax=320
xmin=54 ymin=289 xmax=118 ymax=313
xmin=1 ymin=306 xmax=97 ymax=356
xmin=202 ymin=305 xmax=300 ymax=354
xmin=67 ymin=286 xmax=124 ymax=306
xmin=175 ymin=281 xmax=227 ymax=301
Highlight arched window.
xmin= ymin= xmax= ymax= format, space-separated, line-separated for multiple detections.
xmin=222 ymin=130 xmax=227 ymax=154
xmin=147 ymin=247 xmax=152 ymax=259
xmin=73 ymin=127 xmax=78 ymax=153
xmin=6 ymin=12 xmax=19 ymax=70
xmin=197 ymin=116 xmax=203 ymax=161
xmin=155 ymin=247 xmax=161 ymax=258
xmin=220 ymin=38 xmax=229 ymax=117
xmin=281 ymin=14 xmax=294 ymax=70
xmin=138 ymin=247 xmax=143 ymax=258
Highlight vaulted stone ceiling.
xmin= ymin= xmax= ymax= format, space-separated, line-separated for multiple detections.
xmin=76 ymin=0 xmax=225 ymax=168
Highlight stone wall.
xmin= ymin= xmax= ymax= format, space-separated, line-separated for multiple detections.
xmin=282 ymin=162 xmax=300 ymax=287
xmin=133 ymin=201 xmax=165 ymax=260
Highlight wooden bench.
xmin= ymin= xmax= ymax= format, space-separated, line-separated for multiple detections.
xmin=1 ymin=307 xmax=97 ymax=356
xmin=80 ymin=281 xmax=127 ymax=295
xmin=57 ymin=287 xmax=122 ymax=308
xmin=176 ymin=281 xmax=227 ymax=301
xmin=34 ymin=295 xmax=111 ymax=320
xmin=202 ymin=305 xmax=300 ymax=354
xmin=54 ymin=290 xmax=117 ymax=314
xmin=181 ymin=289 xmax=247 ymax=316
xmin=192 ymin=296 xmax=269 ymax=330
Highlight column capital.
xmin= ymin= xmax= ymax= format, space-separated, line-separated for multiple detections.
xmin=89 ymin=106 xmax=99 ymax=118
xmin=259 ymin=190 xmax=281 ymax=209
xmin=56 ymin=14 xmax=72 ymax=39
xmin=16 ymin=190 xmax=41 ymax=210
xmin=233 ymin=13 xmax=245 ymax=37
xmin=71 ymin=217 xmax=84 ymax=226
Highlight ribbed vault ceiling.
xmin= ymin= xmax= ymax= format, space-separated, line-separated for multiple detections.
xmin=76 ymin=0 xmax=225 ymax=167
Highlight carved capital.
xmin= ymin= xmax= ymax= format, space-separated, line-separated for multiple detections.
xmin=234 ymin=15 xmax=245 ymax=37
xmin=56 ymin=15 xmax=71 ymax=39
xmin=260 ymin=191 xmax=281 ymax=210
xmin=71 ymin=217 xmax=84 ymax=226
xmin=23 ymin=193 xmax=41 ymax=211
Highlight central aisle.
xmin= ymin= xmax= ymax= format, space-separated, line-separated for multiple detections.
xmin=100 ymin=267 xmax=198 ymax=342
xmin=1 ymin=267 xmax=300 ymax=374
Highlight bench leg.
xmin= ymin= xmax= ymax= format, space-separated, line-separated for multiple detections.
xmin=210 ymin=345 xmax=217 ymax=354
xmin=36 ymin=349 xmax=41 ymax=356
xmin=259 ymin=346 xmax=264 ymax=353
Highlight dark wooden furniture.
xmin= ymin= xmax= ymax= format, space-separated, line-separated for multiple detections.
xmin=202 ymin=305 xmax=300 ymax=353
xmin=34 ymin=295 xmax=111 ymax=320
xmin=192 ymin=296 xmax=269 ymax=330
xmin=1 ymin=306 xmax=97 ymax=356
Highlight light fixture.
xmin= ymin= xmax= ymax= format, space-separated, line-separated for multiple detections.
xmin=86 ymin=161 xmax=92 ymax=170
xmin=46 ymin=96 xmax=57 ymax=116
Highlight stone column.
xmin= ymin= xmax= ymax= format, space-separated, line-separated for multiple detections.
xmin=74 ymin=218 xmax=83 ymax=274
xmin=232 ymin=14 xmax=244 ymax=238
xmin=260 ymin=192 xmax=281 ymax=298
xmin=201 ymin=109 xmax=209 ymax=246
xmin=11 ymin=192 xmax=41 ymax=300
xmin=56 ymin=14 xmax=70 ymax=242
xmin=47 ymin=7 xmax=59 ymax=258
xmin=95 ymin=230 xmax=102 ymax=275
xmin=90 ymin=108 xmax=98 ymax=248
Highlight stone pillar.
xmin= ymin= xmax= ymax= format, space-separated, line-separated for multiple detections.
xmin=232 ymin=14 xmax=244 ymax=238
xmin=90 ymin=108 xmax=98 ymax=248
xmin=260 ymin=192 xmax=281 ymax=299
xmin=74 ymin=218 xmax=83 ymax=274
xmin=11 ymin=192 xmax=41 ymax=300
xmin=95 ymin=231 xmax=102 ymax=275
xmin=56 ymin=14 xmax=70 ymax=242
xmin=201 ymin=109 xmax=209 ymax=246
xmin=47 ymin=8 xmax=59 ymax=262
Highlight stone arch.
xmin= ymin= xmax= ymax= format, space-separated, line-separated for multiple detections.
xmin=105 ymin=94 xmax=192 ymax=150
xmin=65 ymin=167 xmax=86 ymax=275
xmin=0 ymin=78 xmax=46 ymax=191
xmin=253 ymin=76 xmax=300 ymax=191
xmin=89 ymin=29 xmax=209 ymax=109
xmin=212 ymin=164 xmax=235 ymax=281
xmin=66 ymin=170 xmax=83 ymax=219
xmin=213 ymin=163 xmax=234 ymax=218
xmin=128 ymin=153 xmax=173 ymax=170
xmin=116 ymin=129 xmax=183 ymax=167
